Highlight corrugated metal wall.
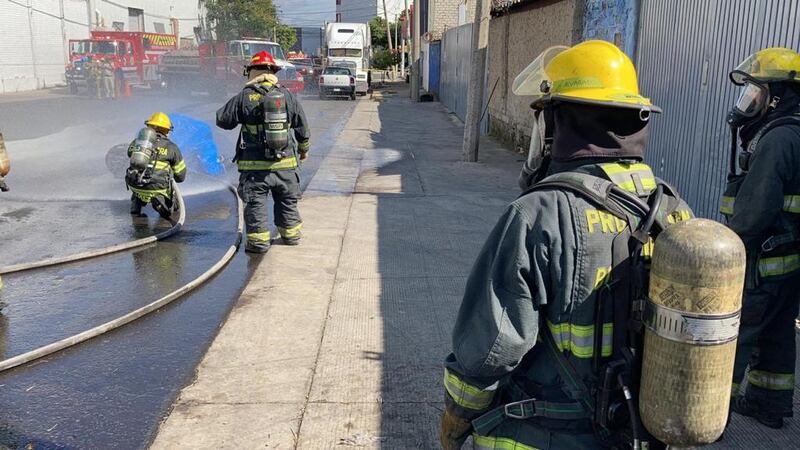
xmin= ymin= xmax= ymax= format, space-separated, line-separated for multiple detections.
xmin=440 ymin=23 xmax=473 ymax=121
xmin=637 ymin=0 xmax=800 ymax=218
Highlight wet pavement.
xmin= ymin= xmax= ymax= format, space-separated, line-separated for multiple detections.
xmin=0 ymin=89 xmax=355 ymax=448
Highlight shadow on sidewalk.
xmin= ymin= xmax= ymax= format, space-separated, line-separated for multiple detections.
xmin=363 ymin=84 xmax=520 ymax=446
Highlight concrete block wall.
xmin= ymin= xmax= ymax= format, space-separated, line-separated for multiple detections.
xmin=484 ymin=0 xmax=641 ymax=152
xmin=582 ymin=0 xmax=638 ymax=58
xmin=486 ymin=0 xmax=580 ymax=152
xmin=428 ymin=0 xmax=465 ymax=40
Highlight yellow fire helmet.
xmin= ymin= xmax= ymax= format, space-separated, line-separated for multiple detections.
xmin=730 ymin=47 xmax=800 ymax=85
xmin=512 ymin=40 xmax=659 ymax=112
xmin=145 ymin=112 xmax=173 ymax=132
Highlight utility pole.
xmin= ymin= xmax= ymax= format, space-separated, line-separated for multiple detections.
xmin=402 ymin=0 xmax=408 ymax=80
xmin=59 ymin=0 xmax=68 ymax=67
xmin=462 ymin=0 xmax=490 ymax=162
xmin=394 ymin=14 xmax=399 ymax=80
xmin=382 ymin=0 xmax=393 ymax=52
xmin=411 ymin=0 xmax=420 ymax=101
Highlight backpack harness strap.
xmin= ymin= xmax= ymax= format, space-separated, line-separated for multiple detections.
xmin=474 ymin=170 xmax=680 ymax=437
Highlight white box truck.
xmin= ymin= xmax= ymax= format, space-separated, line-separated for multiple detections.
xmin=325 ymin=22 xmax=371 ymax=95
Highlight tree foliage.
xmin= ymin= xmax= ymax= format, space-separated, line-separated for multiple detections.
xmin=368 ymin=16 xmax=400 ymax=50
xmin=206 ymin=0 xmax=297 ymax=50
xmin=372 ymin=48 xmax=400 ymax=70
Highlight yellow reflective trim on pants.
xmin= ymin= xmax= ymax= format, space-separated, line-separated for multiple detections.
xmin=748 ymin=370 xmax=795 ymax=390
xmin=758 ymin=254 xmax=800 ymax=277
xmin=547 ymin=321 xmax=613 ymax=358
xmin=247 ymin=231 xmax=271 ymax=243
xmin=720 ymin=196 xmax=735 ymax=215
xmin=443 ymin=368 xmax=494 ymax=411
xmin=598 ymin=162 xmax=657 ymax=194
xmin=173 ymin=160 xmax=186 ymax=174
xmin=783 ymin=195 xmax=800 ymax=213
xmin=238 ymin=157 xmax=298 ymax=171
xmin=473 ymin=434 xmax=540 ymax=450
xmin=278 ymin=223 xmax=303 ymax=238
xmin=129 ymin=186 xmax=170 ymax=203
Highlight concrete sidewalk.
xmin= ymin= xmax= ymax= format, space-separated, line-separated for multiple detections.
xmin=151 ymin=84 xmax=800 ymax=449
xmin=151 ymin=83 xmax=520 ymax=449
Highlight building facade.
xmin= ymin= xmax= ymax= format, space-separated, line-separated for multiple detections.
xmin=0 ymin=0 xmax=204 ymax=93
xmin=292 ymin=27 xmax=325 ymax=57
xmin=335 ymin=0 xmax=378 ymax=24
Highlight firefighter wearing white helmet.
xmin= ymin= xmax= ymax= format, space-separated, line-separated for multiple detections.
xmin=438 ymin=40 xmax=720 ymax=449
xmin=720 ymin=47 xmax=800 ymax=430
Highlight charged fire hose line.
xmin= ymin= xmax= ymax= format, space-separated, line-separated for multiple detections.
xmin=0 ymin=183 xmax=187 ymax=276
xmin=0 ymin=183 xmax=243 ymax=373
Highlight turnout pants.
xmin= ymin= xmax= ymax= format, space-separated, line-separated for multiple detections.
xmin=238 ymin=169 xmax=302 ymax=252
xmin=732 ymin=276 xmax=800 ymax=417
xmin=130 ymin=192 xmax=175 ymax=220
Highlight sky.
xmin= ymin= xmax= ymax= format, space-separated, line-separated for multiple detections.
xmin=274 ymin=0 xmax=407 ymax=28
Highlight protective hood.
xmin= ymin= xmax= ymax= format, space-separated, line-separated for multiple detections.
xmin=245 ymin=73 xmax=279 ymax=87
xmin=550 ymin=102 xmax=650 ymax=162
xmin=739 ymin=82 xmax=800 ymax=145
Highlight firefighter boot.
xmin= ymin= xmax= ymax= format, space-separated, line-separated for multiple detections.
xmin=732 ymin=396 xmax=784 ymax=429
xmin=283 ymin=235 xmax=301 ymax=246
xmin=152 ymin=196 xmax=173 ymax=221
xmin=130 ymin=195 xmax=145 ymax=216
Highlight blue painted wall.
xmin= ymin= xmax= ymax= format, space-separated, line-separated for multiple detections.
xmin=582 ymin=0 xmax=639 ymax=58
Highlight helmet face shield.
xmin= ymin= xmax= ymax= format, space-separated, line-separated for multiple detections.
xmin=512 ymin=41 xmax=659 ymax=112
xmin=512 ymin=45 xmax=569 ymax=97
xmin=733 ymin=81 xmax=768 ymax=118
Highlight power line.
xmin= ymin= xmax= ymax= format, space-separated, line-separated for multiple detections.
xmin=99 ymin=0 xmax=199 ymax=21
xmin=4 ymin=0 xmax=89 ymax=27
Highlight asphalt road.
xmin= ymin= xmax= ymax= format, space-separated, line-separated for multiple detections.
xmin=0 ymin=87 xmax=356 ymax=449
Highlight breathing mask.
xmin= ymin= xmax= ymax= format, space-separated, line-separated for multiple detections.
xmin=728 ymin=71 xmax=776 ymax=128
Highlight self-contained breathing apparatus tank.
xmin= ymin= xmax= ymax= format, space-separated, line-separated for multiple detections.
xmin=127 ymin=127 xmax=159 ymax=185
xmin=262 ymin=88 xmax=290 ymax=160
xmin=640 ymin=219 xmax=745 ymax=446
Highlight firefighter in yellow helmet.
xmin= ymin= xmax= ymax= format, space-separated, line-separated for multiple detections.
xmin=440 ymin=40 xmax=693 ymax=449
xmin=720 ymin=48 xmax=800 ymax=429
xmin=0 ymin=132 xmax=9 ymax=291
xmin=0 ymin=132 xmax=10 ymax=192
xmin=125 ymin=112 xmax=187 ymax=220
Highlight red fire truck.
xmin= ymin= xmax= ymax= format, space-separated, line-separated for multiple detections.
xmin=159 ymin=38 xmax=304 ymax=96
xmin=66 ymin=31 xmax=178 ymax=95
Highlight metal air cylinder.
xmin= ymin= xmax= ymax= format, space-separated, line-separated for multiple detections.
xmin=640 ymin=218 xmax=745 ymax=446
xmin=264 ymin=89 xmax=289 ymax=154
xmin=130 ymin=127 xmax=158 ymax=171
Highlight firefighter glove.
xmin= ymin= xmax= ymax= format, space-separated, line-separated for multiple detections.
xmin=0 ymin=177 xmax=8 ymax=192
xmin=299 ymin=150 xmax=309 ymax=161
xmin=440 ymin=408 xmax=472 ymax=450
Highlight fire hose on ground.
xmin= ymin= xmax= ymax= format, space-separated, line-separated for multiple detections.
xmin=0 ymin=182 xmax=244 ymax=372
xmin=0 ymin=183 xmax=189 ymax=275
